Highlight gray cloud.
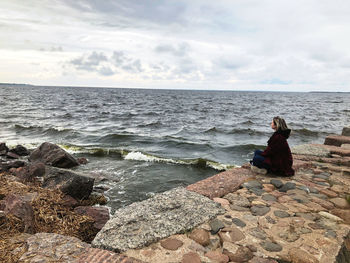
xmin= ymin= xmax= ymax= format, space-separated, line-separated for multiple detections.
xmin=154 ymin=43 xmax=190 ymax=57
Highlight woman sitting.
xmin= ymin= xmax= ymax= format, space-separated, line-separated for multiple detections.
xmin=251 ymin=116 xmax=295 ymax=176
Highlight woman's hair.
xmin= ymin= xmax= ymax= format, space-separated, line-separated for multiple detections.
xmin=273 ymin=116 xmax=289 ymax=131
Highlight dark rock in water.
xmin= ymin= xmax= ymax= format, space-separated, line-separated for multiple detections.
xmin=0 ymin=160 xmax=26 ymax=172
xmin=2 ymin=193 xmax=36 ymax=233
xmin=279 ymin=182 xmax=296 ymax=192
xmin=42 ymin=167 xmax=94 ymax=200
xmin=29 ymin=142 xmax=78 ymax=168
xmin=270 ymin=179 xmax=283 ymax=188
xmin=77 ymin=157 xmax=88 ymax=165
xmin=6 ymin=151 xmax=20 ymax=159
xmin=210 ymin=218 xmax=225 ymax=234
xmin=0 ymin=142 xmax=9 ymax=156
xmin=9 ymin=145 xmax=30 ymax=156
xmin=74 ymin=206 xmax=110 ymax=230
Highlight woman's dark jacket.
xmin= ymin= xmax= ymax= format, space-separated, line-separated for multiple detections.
xmin=261 ymin=129 xmax=295 ymax=176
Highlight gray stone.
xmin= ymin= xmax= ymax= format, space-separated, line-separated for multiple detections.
xmin=92 ymin=187 xmax=225 ymax=252
xmin=342 ymin=127 xmax=350 ymax=136
xmin=279 ymin=182 xmax=296 ymax=192
xmin=291 ymin=144 xmax=331 ymax=157
xmin=274 ymin=210 xmax=290 ymax=218
xmin=210 ymin=218 xmax=225 ymax=234
xmin=250 ymin=188 xmax=265 ymax=196
xmin=232 ymin=218 xmax=246 ymax=227
xmin=260 ymin=241 xmax=282 ymax=252
xmin=224 ymin=193 xmax=250 ymax=207
xmin=243 ymin=180 xmax=263 ymax=189
xmin=280 ymin=231 xmax=300 ymax=242
xmin=265 ymin=216 xmax=276 ymax=224
xmin=262 ymin=194 xmax=277 ymax=202
xmin=251 ymin=206 xmax=270 ymax=216
xmin=315 ymin=181 xmax=330 ymax=187
xmin=310 ymin=193 xmax=328 ymax=200
xmin=230 ymin=204 xmax=250 ymax=212
xmin=314 ymin=174 xmax=330 ymax=180
xmin=249 ymin=227 xmax=267 ymax=240
xmin=270 ymin=179 xmax=283 ymax=189
xmin=292 ymin=194 xmax=310 ymax=204
xmin=324 ymin=230 xmax=337 ymax=238
xmin=309 ymin=187 xmax=319 ymax=194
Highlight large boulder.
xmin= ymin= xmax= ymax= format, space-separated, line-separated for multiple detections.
xmin=42 ymin=167 xmax=94 ymax=200
xmin=342 ymin=127 xmax=350 ymax=136
xmin=29 ymin=142 xmax=78 ymax=168
xmin=10 ymin=162 xmax=45 ymax=182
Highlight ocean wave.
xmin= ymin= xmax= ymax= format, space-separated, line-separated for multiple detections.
xmin=228 ymin=128 xmax=265 ymax=136
xmin=14 ymin=124 xmax=75 ymax=135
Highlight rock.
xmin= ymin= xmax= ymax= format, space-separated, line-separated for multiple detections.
xmin=62 ymin=195 xmax=79 ymax=207
xmin=77 ymin=247 xmax=143 ymax=263
xmin=291 ymin=194 xmax=310 ymax=204
xmin=250 ymin=188 xmax=265 ymax=196
xmin=0 ymin=142 xmax=9 ymax=155
xmin=243 ymin=180 xmax=263 ymax=189
xmin=224 ymin=194 xmax=250 ymax=207
xmin=270 ymin=179 xmax=283 ymax=188
xmin=17 ymin=162 xmax=46 ymax=182
xmin=249 ymin=227 xmax=267 ymax=240
xmin=250 ymin=258 xmax=278 ymax=263
xmin=266 ymin=216 xmax=276 ymax=224
xmin=205 ymin=250 xmax=229 ymax=263
xmin=210 ymin=218 xmax=225 ymax=234
xmin=289 ymin=247 xmax=318 ymax=263
xmin=9 ymin=145 xmax=30 ymax=156
xmin=7 ymin=151 xmax=20 ymax=159
xmin=311 ymin=197 xmax=335 ymax=210
xmin=92 ymin=187 xmax=225 ymax=252
xmin=263 ymin=184 xmax=275 ymax=192
xmin=42 ymin=167 xmax=94 ymax=200
xmin=274 ymin=210 xmax=290 ymax=218
xmin=329 ymin=198 xmax=350 ymax=209
xmin=232 ymin=218 xmax=246 ymax=227
xmin=74 ymin=206 xmax=110 ymax=230
xmin=262 ymin=194 xmax=277 ymax=202
xmin=260 ymin=241 xmax=283 ymax=252
xmin=342 ymin=127 xmax=350 ymax=136
xmin=279 ymin=182 xmax=296 ymax=192
xmin=251 ymin=205 xmax=270 ymax=216
xmin=341 ymin=144 xmax=350 ymax=149
xmin=291 ymin=144 xmax=331 ymax=157
xmin=182 ymin=252 xmax=201 ymax=263
xmin=279 ymin=231 xmax=300 ymax=242
xmin=324 ymin=135 xmax=350 ymax=147
xmin=230 ymin=204 xmax=250 ymax=211
xmin=20 ymin=233 xmax=90 ymax=262
xmin=324 ymin=230 xmax=337 ymax=238
xmin=223 ymin=245 xmax=253 ymax=262
xmin=160 ymin=238 xmax=183 ymax=250
xmin=77 ymin=157 xmax=88 ymax=165
xmin=219 ymin=226 xmax=245 ymax=243
xmin=29 ymin=142 xmax=79 ymax=168
xmin=331 ymin=209 xmax=350 ymax=224
xmin=319 ymin=188 xmax=338 ymax=198
xmin=319 ymin=211 xmax=343 ymax=222
xmin=213 ymin=197 xmax=230 ymax=206
xmin=2 ymin=194 xmax=35 ymax=233
xmin=189 ymin=228 xmax=210 ymax=246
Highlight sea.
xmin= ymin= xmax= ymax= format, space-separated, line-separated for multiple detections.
xmin=1 ymin=85 xmax=349 ymax=212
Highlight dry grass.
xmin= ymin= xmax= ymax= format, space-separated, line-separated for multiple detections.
xmin=0 ymin=173 xmax=99 ymax=262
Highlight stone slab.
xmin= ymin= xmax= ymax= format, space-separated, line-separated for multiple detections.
xmin=186 ymin=168 xmax=254 ymax=199
xmin=324 ymin=135 xmax=350 ymax=147
xmin=319 ymin=144 xmax=350 ymax=157
xmin=76 ymin=247 xmax=144 ymax=263
xmin=92 ymin=187 xmax=225 ymax=252
xmin=291 ymin=144 xmax=331 ymax=157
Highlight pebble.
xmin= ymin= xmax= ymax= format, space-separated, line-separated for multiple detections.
xmin=279 ymin=231 xmax=300 ymax=242
xmin=249 ymin=227 xmax=267 ymax=240
xmin=182 ymin=252 xmax=201 ymax=263
xmin=324 ymin=230 xmax=337 ymax=238
xmin=204 ymin=251 xmax=229 ymax=263
xmin=251 ymin=206 xmax=270 ymax=216
xmin=270 ymin=179 xmax=283 ymax=188
xmin=263 ymin=184 xmax=275 ymax=192
xmin=243 ymin=180 xmax=263 ymax=189
xmin=230 ymin=204 xmax=250 ymax=212
xmin=260 ymin=241 xmax=282 ymax=252
xmin=160 ymin=238 xmax=183 ymax=250
xmin=319 ymin=211 xmax=343 ymax=222
xmin=297 ymin=185 xmax=311 ymax=193
xmin=189 ymin=228 xmax=210 ymax=246
xmin=232 ymin=218 xmax=246 ymax=227
xmin=224 ymin=194 xmax=250 ymax=207
xmin=274 ymin=210 xmax=290 ymax=218
xmin=213 ymin=197 xmax=230 ymax=206
xmin=315 ymin=181 xmax=330 ymax=187
xmin=209 ymin=219 xmax=225 ymax=234
xmin=262 ymin=194 xmax=277 ymax=202
xmin=319 ymin=189 xmax=338 ymax=198
xmin=265 ymin=216 xmax=276 ymax=224
xmin=279 ymin=182 xmax=296 ymax=192
xmin=329 ymin=198 xmax=350 ymax=209
xmin=308 ymin=222 xmax=325 ymax=230
xmin=292 ymin=194 xmax=310 ymax=204
xmin=218 ymin=227 xmax=245 ymax=243
xmin=249 ymin=188 xmax=265 ymax=196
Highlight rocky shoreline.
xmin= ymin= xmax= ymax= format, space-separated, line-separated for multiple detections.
xmin=1 ymin=128 xmax=350 ymax=262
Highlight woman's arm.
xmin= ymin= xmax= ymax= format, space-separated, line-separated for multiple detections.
xmin=261 ymin=134 xmax=285 ymax=157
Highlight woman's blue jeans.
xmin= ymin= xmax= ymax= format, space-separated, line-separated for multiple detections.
xmin=252 ymin=150 xmax=270 ymax=169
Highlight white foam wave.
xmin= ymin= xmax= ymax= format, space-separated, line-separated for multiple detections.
xmin=123 ymin=151 xmax=186 ymax=165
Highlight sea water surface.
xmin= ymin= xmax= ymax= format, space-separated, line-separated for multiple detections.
xmin=0 ymin=85 xmax=349 ymax=211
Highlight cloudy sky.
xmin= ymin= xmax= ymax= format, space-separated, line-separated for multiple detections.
xmin=1 ymin=0 xmax=350 ymax=91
